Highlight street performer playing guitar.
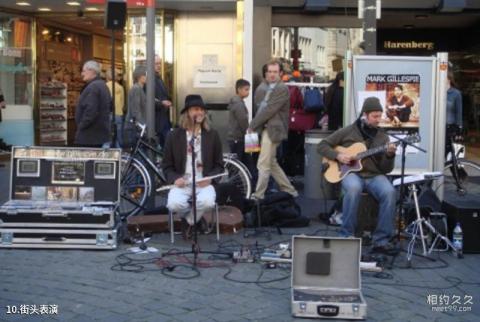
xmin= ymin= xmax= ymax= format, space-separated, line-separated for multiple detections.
xmin=318 ymin=97 xmax=398 ymax=255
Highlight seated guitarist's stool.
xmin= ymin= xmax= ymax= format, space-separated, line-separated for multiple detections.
xmin=355 ymin=192 xmax=379 ymax=237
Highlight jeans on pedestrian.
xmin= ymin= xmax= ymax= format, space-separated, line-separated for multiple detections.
xmin=340 ymin=173 xmax=396 ymax=246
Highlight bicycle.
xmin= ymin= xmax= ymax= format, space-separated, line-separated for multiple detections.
xmin=119 ymin=121 xmax=253 ymax=218
xmin=442 ymin=125 xmax=480 ymax=196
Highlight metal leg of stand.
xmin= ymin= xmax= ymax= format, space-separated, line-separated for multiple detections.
xmin=215 ymin=204 xmax=220 ymax=242
xmin=422 ymin=217 xmax=458 ymax=256
xmin=405 ymin=184 xmax=460 ymax=261
xmin=244 ymin=199 xmax=271 ymax=239
xmin=411 ymin=184 xmax=428 ymax=256
xmin=169 ymin=210 xmax=174 ymax=244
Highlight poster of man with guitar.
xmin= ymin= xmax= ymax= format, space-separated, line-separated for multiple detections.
xmin=318 ymin=96 xmax=399 ymax=255
xmin=365 ymin=74 xmax=420 ymax=128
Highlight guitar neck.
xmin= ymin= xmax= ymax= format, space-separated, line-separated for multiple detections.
xmin=355 ymin=142 xmax=396 ymax=160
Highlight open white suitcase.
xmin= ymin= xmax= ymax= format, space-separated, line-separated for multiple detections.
xmin=291 ymin=236 xmax=367 ymax=319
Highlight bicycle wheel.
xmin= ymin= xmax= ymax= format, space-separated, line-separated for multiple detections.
xmin=443 ymin=158 xmax=480 ymax=195
xmin=221 ymin=157 xmax=252 ymax=199
xmin=119 ymin=156 xmax=152 ymax=218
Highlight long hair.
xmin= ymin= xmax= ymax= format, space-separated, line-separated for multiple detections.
xmin=325 ymin=71 xmax=344 ymax=108
xmin=179 ymin=112 xmax=210 ymax=131
xmin=447 ymin=71 xmax=456 ymax=88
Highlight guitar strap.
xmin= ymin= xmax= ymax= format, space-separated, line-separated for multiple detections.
xmin=356 ymin=118 xmax=383 ymax=167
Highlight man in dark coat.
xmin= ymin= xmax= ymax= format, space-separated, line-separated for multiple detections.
xmin=75 ymin=60 xmax=111 ymax=147
xmin=162 ymin=94 xmax=223 ymax=237
xmin=153 ymin=55 xmax=172 ymax=148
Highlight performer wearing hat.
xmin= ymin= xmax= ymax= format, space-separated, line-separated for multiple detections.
xmin=318 ymin=97 xmax=398 ymax=255
xmin=162 ymin=94 xmax=223 ymax=239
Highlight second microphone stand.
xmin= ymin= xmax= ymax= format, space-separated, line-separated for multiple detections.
xmin=390 ymin=132 xmax=426 ymax=244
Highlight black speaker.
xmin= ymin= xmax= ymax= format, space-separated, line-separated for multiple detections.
xmin=442 ymin=200 xmax=480 ymax=253
xmin=105 ymin=0 xmax=127 ymax=30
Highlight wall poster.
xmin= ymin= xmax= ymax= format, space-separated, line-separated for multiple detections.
xmin=347 ymin=55 xmax=438 ymax=174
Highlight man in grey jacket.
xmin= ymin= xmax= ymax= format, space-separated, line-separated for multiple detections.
xmin=248 ymin=60 xmax=297 ymax=200
xmin=75 ymin=60 xmax=111 ymax=147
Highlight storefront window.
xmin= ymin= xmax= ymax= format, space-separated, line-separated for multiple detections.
xmin=125 ymin=12 xmax=174 ymax=99
xmin=0 ymin=14 xmax=34 ymax=108
xmin=271 ymin=27 xmax=363 ymax=82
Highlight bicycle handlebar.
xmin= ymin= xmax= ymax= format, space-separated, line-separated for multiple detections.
xmin=128 ymin=119 xmax=147 ymax=137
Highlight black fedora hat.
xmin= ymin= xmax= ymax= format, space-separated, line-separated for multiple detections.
xmin=181 ymin=94 xmax=206 ymax=114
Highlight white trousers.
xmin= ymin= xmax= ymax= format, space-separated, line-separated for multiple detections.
xmin=167 ymin=185 xmax=216 ymax=225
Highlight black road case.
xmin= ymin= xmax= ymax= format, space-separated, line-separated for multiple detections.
xmin=0 ymin=146 xmax=121 ymax=249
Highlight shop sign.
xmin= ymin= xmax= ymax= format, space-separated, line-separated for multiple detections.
xmin=383 ymin=41 xmax=434 ymax=50
xmin=0 ymin=63 xmax=30 ymax=73
xmin=194 ymin=66 xmax=226 ymax=88
xmin=127 ymin=0 xmax=147 ymax=7
xmin=0 ymin=47 xmax=23 ymax=58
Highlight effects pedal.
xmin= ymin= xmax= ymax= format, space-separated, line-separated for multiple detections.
xmin=232 ymin=247 xmax=254 ymax=263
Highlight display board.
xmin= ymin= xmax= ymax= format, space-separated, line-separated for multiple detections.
xmin=345 ymin=54 xmax=440 ymax=175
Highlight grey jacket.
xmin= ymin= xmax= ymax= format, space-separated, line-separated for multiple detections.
xmin=126 ymin=83 xmax=147 ymax=124
xmin=227 ymin=95 xmax=249 ymax=141
xmin=74 ymin=77 xmax=111 ymax=145
xmin=250 ymin=81 xmax=290 ymax=143
xmin=317 ymin=121 xmax=395 ymax=178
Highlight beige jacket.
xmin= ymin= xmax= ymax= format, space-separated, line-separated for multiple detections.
xmin=250 ymin=81 xmax=289 ymax=143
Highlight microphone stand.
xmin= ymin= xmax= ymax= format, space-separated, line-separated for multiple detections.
xmin=389 ymin=132 xmax=426 ymax=245
xmin=163 ymin=124 xmax=231 ymax=267
xmin=189 ymin=133 xmax=200 ymax=264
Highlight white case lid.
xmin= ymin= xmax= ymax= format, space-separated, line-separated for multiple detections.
xmin=292 ymin=236 xmax=361 ymax=290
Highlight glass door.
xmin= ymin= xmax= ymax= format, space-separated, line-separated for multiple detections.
xmin=125 ymin=11 xmax=175 ymax=102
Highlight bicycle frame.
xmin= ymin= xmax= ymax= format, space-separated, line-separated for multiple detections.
xmin=125 ymin=122 xmax=165 ymax=184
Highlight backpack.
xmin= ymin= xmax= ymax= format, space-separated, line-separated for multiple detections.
xmin=303 ymin=87 xmax=325 ymax=113
xmin=248 ymin=191 xmax=310 ymax=228
xmin=215 ymin=182 xmax=245 ymax=213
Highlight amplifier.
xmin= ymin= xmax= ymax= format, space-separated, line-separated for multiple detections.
xmin=442 ymin=200 xmax=480 ymax=253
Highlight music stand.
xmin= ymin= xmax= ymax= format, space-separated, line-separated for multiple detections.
xmin=389 ymin=133 xmax=425 ymax=243
xmin=403 ymin=181 xmax=461 ymax=262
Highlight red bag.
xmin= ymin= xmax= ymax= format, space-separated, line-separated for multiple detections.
xmin=288 ymin=86 xmax=303 ymax=110
xmin=288 ymin=85 xmax=316 ymax=132
xmin=289 ymin=108 xmax=316 ymax=132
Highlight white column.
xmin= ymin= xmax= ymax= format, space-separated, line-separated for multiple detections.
xmin=243 ymin=0 xmax=253 ymax=120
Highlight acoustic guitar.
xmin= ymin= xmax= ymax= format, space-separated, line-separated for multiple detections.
xmin=323 ymin=134 xmax=420 ymax=183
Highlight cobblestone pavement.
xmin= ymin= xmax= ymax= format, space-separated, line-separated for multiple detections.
xmin=0 ymin=163 xmax=479 ymax=322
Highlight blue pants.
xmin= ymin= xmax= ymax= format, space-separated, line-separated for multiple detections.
xmin=340 ymin=173 xmax=396 ymax=246
xmin=115 ymin=115 xmax=124 ymax=147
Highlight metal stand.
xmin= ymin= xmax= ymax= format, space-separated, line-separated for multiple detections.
xmin=243 ymin=200 xmax=273 ymax=239
xmin=163 ymin=135 xmax=230 ymax=265
xmin=405 ymin=183 xmax=459 ymax=263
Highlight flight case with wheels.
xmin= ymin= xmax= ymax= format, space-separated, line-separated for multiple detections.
xmin=0 ymin=146 xmax=121 ymax=249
